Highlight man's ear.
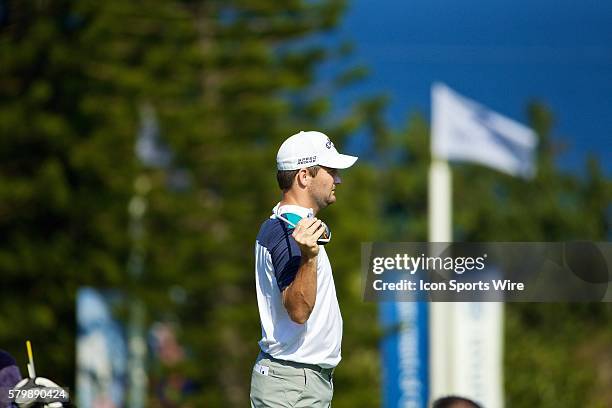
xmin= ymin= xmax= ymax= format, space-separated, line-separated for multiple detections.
xmin=295 ymin=168 xmax=310 ymax=188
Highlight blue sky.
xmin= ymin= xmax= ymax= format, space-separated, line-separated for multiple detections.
xmin=333 ymin=0 xmax=612 ymax=175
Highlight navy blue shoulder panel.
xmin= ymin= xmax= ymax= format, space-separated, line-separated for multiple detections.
xmin=257 ymin=218 xmax=302 ymax=292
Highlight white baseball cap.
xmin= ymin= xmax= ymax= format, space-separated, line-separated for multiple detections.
xmin=276 ymin=131 xmax=358 ymax=171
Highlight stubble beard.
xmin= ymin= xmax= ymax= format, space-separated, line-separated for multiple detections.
xmin=310 ymin=187 xmax=335 ymax=211
xmin=320 ymin=189 xmax=336 ymax=209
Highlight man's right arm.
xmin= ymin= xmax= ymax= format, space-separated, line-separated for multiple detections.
xmin=281 ymin=218 xmax=326 ymax=324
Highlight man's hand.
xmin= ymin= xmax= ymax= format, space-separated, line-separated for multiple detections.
xmin=291 ymin=217 xmax=327 ymax=259
xmin=12 ymin=376 xmax=69 ymax=407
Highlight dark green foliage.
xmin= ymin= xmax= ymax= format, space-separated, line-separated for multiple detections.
xmin=0 ymin=0 xmax=380 ymax=406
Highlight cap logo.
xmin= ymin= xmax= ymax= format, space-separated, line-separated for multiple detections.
xmin=297 ymin=156 xmax=317 ymax=165
xmin=325 ymin=138 xmax=334 ymax=149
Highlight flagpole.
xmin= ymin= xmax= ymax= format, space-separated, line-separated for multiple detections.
xmin=428 ymin=159 xmax=452 ymax=243
xmin=428 ymin=157 xmax=453 ymax=404
xmin=429 ymin=83 xmax=508 ymax=408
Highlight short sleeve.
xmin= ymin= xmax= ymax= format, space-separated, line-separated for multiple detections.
xmin=270 ymin=229 xmax=302 ymax=292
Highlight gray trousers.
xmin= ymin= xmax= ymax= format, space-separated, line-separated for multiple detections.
xmin=250 ymin=352 xmax=334 ymax=408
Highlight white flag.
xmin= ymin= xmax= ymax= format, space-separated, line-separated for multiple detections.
xmin=432 ymin=83 xmax=537 ymax=178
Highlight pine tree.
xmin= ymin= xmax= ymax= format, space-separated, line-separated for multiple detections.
xmin=0 ymin=1 xmax=383 ymax=406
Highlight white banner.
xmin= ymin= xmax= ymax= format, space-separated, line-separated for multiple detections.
xmin=432 ymin=83 xmax=537 ymax=179
xmin=450 ymin=302 xmax=504 ymax=408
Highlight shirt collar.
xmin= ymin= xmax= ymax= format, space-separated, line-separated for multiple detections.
xmin=271 ymin=202 xmax=314 ymax=219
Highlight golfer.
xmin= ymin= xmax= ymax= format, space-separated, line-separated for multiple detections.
xmin=250 ymin=131 xmax=357 ymax=407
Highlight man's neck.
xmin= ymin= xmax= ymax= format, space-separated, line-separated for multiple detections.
xmin=279 ymin=192 xmax=319 ymax=215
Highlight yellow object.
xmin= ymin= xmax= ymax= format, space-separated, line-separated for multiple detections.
xmin=26 ymin=340 xmax=33 ymax=363
xmin=26 ymin=340 xmax=36 ymax=378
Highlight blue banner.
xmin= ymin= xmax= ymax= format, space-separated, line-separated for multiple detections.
xmin=380 ymin=302 xmax=429 ymax=408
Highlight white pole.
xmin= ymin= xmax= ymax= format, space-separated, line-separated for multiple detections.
xmin=428 ymin=158 xmax=504 ymax=408
xmin=428 ymin=159 xmax=452 ymax=242
xmin=428 ymin=158 xmax=453 ymax=404
xmin=429 ymin=81 xmax=454 ymax=404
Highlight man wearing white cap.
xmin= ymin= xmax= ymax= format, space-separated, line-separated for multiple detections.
xmin=250 ymin=131 xmax=358 ymax=407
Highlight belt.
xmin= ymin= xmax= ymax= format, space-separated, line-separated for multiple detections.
xmin=260 ymin=352 xmax=335 ymax=380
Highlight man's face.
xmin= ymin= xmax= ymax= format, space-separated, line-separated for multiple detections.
xmin=307 ymin=166 xmax=342 ymax=210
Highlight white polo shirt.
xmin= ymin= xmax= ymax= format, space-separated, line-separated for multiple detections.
xmin=254 ymin=204 xmax=342 ymax=368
